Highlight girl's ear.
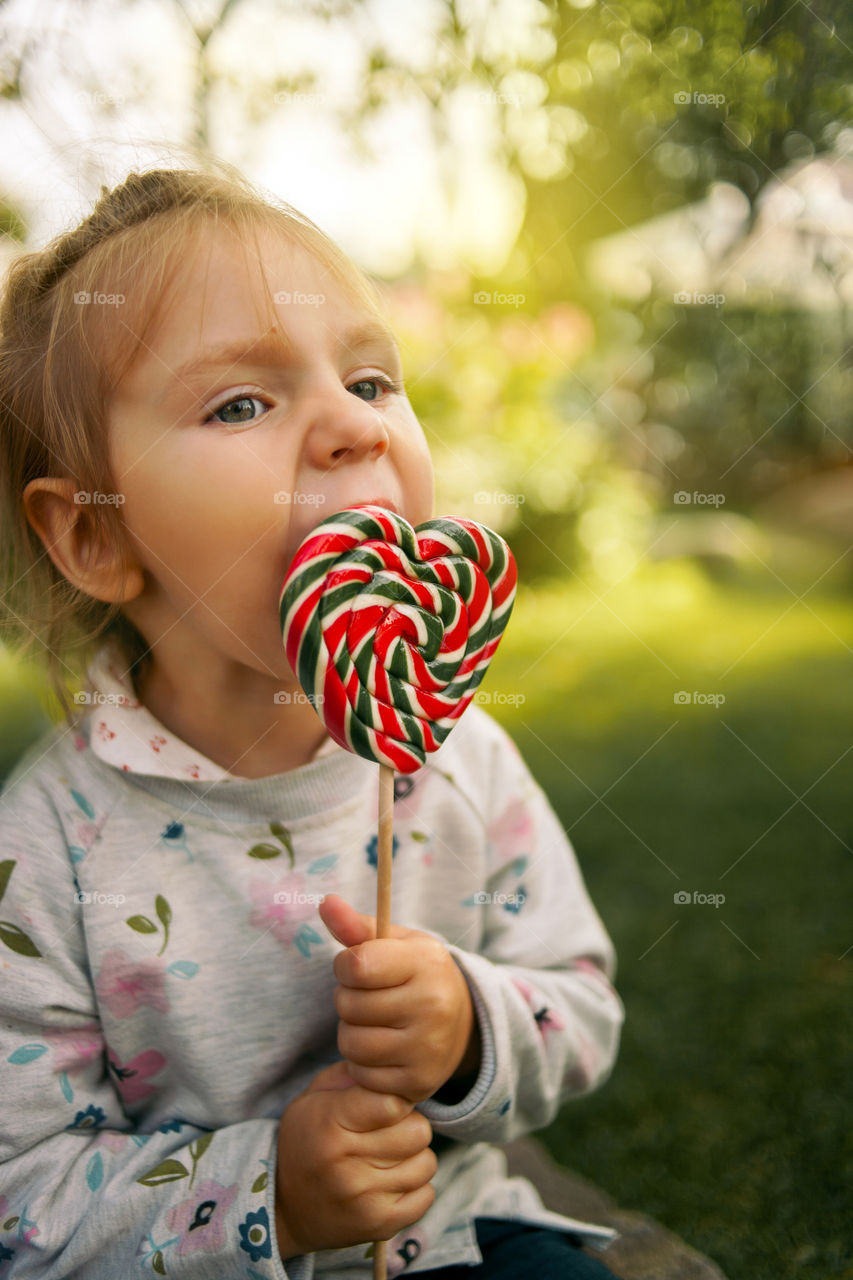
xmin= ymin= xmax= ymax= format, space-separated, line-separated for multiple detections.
xmin=22 ymin=477 xmax=145 ymax=604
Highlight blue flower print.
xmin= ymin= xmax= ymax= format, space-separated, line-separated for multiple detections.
xmin=161 ymin=821 xmax=195 ymax=864
xmin=66 ymin=1104 xmax=106 ymax=1131
xmin=365 ymin=833 xmax=399 ymax=869
xmin=0 ymin=1242 xmax=15 ymax=1264
xmin=238 ymin=1206 xmax=272 ymax=1262
xmin=503 ymin=885 xmax=527 ymax=914
xmin=394 ymin=776 xmax=415 ymax=802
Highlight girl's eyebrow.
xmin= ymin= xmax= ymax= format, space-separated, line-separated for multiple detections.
xmin=160 ymin=321 xmax=400 ymax=403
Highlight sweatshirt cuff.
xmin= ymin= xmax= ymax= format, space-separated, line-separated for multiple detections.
xmin=417 ymin=945 xmax=498 ymax=1125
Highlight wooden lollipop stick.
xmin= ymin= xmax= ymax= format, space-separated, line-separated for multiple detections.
xmin=372 ymin=763 xmax=395 ymax=1280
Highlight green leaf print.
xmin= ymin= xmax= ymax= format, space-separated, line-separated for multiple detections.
xmin=0 ymin=921 xmax=42 ymax=958
xmin=71 ymin=789 xmax=95 ymax=819
xmin=152 ymin=1250 xmax=166 ymax=1275
xmin=247 ymin=843 xmax=281 ymax=860
xmin=0 ymin=859 xmax=15 ymax=903
xmin=126 ymin=915 xmax=157 ymax=934
xmin=269 ymin=822 xmax=294 ymax=868
xmin=189 ymin=1133 xmax=213 ymax=1161
xmin=155 ymin=895 xmax=171 ymax=955
xmin=252 ymin=1171 xmax=268 ymax=1193
xmin=137 ymin=1157 xmax=189 ymax=1187
xmin=410 ymin=831 xmax=429 ymax=843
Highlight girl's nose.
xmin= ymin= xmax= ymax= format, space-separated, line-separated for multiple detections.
xmin=306 ymin=384 xmax=391 ymax=467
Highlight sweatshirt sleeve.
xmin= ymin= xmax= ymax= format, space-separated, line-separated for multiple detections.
xmin=0 ymin=768 xmax=309 ymax=1280
xmin=417 ymin=715 xmax=625 ymax=1144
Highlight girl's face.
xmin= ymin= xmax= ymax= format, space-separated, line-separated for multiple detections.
xmin=108 ymin=221 xmax=435 ymax=684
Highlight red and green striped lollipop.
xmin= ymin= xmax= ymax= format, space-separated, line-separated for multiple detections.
xmin=278 ymin=504 xmax=517 ymax=773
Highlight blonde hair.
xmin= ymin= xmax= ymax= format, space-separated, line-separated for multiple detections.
xmin=0 ymin=160 xmax=391 ymax=726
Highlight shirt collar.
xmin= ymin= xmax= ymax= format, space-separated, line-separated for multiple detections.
xmin=81 ymin=636 xmax=339 ymax=781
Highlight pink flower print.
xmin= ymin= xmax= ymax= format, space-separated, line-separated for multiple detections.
xmin=43 ymin=1023 xmax=105 ymax=1074
xmin=95 ymin=720 xmax=116 ymax=742
xmin=150 ymin=735 xmax=167 ymax=753
xmin=387 ymin=1224 xmax=429 ymax=1275
xmin=572 ymin=954 xmax=616 ymax=994
xmin=73 ymin=820 xmax=101 ymax=852
xmin=167 ymin=1179 xmax=239 ymax=1256
xmin=95 ymin=948 xmax=170 ymax=1020
xmin=73 ymin=733 xmax=87 ymax=752
xmin=392 ymin=772 xmax=428 ymax=820
xmin=486 ymin=795 xmax=533 ymax=861
xmin=249 ymin=871 xmax=317 ymax=948
xmin=511 ymin=977 xmax=566 ymax=1041
xmin=107 ymin=1046 xmax=166 ymax=1104
xmin=562 ymin=1031 xmax=599 ymax=1093
xmin=93 ymin=1130 xmax=130 ymax=1152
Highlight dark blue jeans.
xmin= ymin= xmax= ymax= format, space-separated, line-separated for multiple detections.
xmin=415 ymin=1216 xmax=621 ymax=1278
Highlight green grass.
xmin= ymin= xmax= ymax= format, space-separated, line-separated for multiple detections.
xmin=2 ymin=542 xmax=851 ymax=1279
xmin=483 ymin=551 xmax=853 ymax=1280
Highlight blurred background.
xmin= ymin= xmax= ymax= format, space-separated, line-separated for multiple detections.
xmin=0 ymin=2 xmax=851 ymax=1277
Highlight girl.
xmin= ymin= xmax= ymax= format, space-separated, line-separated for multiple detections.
xmin=0 ymin=163 xmax=625 ymax=1278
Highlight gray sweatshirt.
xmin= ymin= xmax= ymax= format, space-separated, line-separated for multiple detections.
xmin=0 ymin=640 xmax=625 ymax=1277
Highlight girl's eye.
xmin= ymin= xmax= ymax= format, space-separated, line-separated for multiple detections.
xmin=205 ymin=395 xmax=270 ymax=426
xmin=347 ymin=375 xmax=401 ymax=402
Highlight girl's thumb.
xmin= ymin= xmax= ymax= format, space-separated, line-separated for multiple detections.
xmin=303 ymin=1058 xmax=357 ymax=1093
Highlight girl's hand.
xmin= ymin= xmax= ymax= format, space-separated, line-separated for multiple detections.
xmin=318 ymin=894 xmax=480 ymax=1104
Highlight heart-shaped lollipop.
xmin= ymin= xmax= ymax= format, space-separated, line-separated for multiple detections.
xmin=279 ymin=504 xmax=517 ymax=772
